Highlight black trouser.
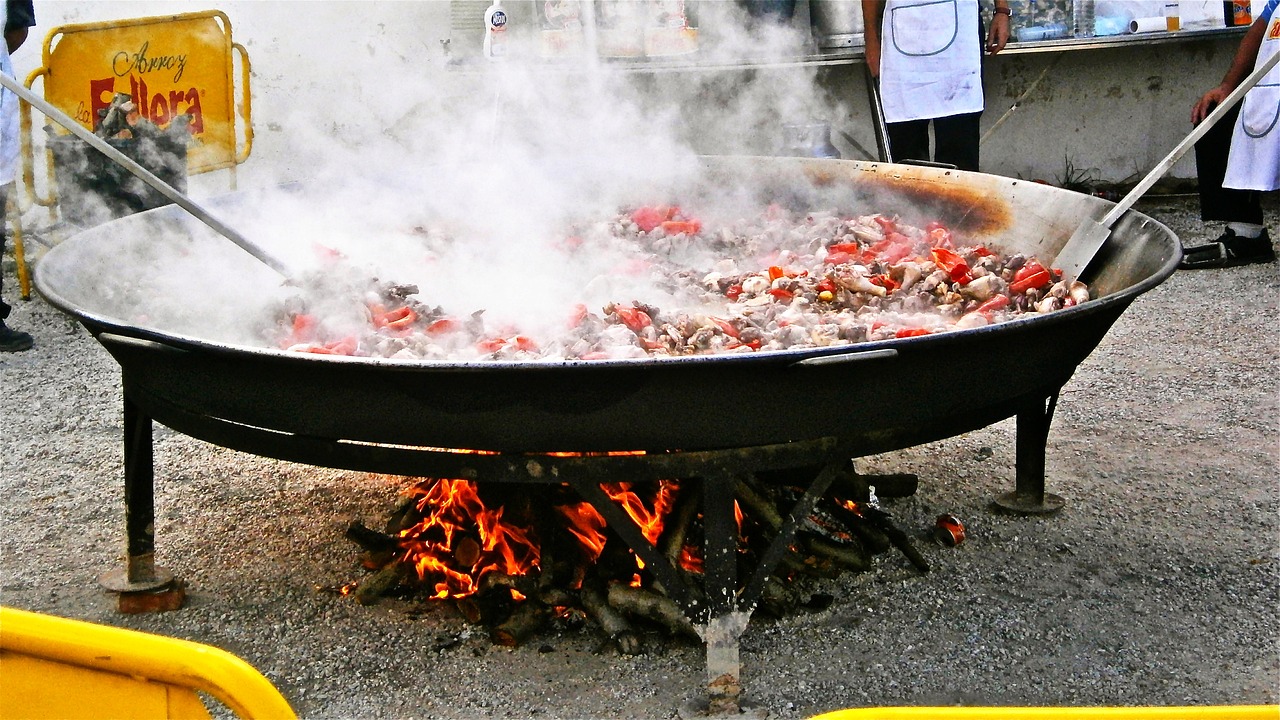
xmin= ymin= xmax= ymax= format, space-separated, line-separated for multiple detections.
xmin=1195 ymin=103 xmax=1264 ymax=225
xmin=1 ymin=183 xmax=10 ymax=321
xmin=886 ymin=111 xmax=983 ymax=171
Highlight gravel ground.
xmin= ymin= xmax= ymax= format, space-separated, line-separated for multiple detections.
xmin=1 ymin=194 xmax=1277 ymax=719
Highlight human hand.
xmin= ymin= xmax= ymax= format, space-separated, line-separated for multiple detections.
xmin=987 ymin=13 xmax=1010 ymax=54
xmin=1192 ymin=85 xmax=1230 ymax=125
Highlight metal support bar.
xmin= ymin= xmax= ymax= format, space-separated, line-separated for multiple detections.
xmin=739 ymin=460 xmax=840 ymax=612
xmin=565 ymin=479 xmax=697 ymax=614
xmin=995 ymin=391 xmax=1065 ymax=514
xmin=99 ymin=388 xmax=174 ymax=593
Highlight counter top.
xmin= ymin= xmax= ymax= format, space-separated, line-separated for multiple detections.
xmin=449 ymin=24 xmax=1247 ymax=74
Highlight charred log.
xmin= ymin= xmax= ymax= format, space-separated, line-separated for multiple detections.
xmin=353 ymin=562 xmax=410 ymax=606
xmin=606 ymin=583 xmax=699 ymax=640
xmin=581 ymin=583 xmax=641 ymax=655
xmin=491 ymin=600 xmax=550 ymax=647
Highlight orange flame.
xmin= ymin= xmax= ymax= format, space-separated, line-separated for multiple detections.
xmin=399 ymin=479 xmax=540 ymax=599
xmin=557 ymin=501 xmax=608 ymax=562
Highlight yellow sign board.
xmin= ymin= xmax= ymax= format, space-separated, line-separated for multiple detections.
xmin=37 ymin=10 xmax=248 ymax=174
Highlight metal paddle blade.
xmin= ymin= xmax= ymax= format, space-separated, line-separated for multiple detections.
xmin=1056 ymin=216 xmax=1112 ymax=281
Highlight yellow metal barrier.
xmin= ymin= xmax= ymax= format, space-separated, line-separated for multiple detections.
xmin=811 ymin=706 xmax=1280 ymax=719
xmin=20 ymin=9 xmax=252 ymax=208
xmin=0 ymin=606 xmax=295 ymax=720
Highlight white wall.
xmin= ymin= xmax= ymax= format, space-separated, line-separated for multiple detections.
xmin=10 ymin=1 xmax=1243 ymax=195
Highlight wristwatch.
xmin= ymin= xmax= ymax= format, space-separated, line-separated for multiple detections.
xmin=993 ymin=6 xmax=1012 ymax=16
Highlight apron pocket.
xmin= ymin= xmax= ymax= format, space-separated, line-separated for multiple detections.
xmin=1239 ymin=83 xmax=1280 ymax=139
xmin=889 ymin=0 xmax=960 ymax=56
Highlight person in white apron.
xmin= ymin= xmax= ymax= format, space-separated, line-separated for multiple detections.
xmin=1182 ymin=0 xmax=1279 ymax=269
xmin=1 ymin=0 xmax=35 ymax=351
xmin=862 ymin=0 xmax=1010 ymax=171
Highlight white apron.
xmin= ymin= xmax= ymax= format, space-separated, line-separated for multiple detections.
xmin=1224 ymin=5 xmax=1280 ymax=191
xmin=1 ymin=43 xmax=19 ymax=187
xmin=878 ymin=0 xmax=984 ymax=124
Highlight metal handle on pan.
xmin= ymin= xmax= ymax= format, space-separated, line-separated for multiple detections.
xmin=790 ymin=348 xmax=898 ymax=368
xmin=98 ymin=332 xmax=189 ymax=355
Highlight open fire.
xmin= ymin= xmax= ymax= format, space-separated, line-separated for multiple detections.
xmin=343 ymin=467 xmax=925 ymax=651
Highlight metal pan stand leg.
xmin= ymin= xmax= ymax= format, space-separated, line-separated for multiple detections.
xmin=699 ymin=470 xmax=748 ymax=714
xmin=99 ymin=388 xmax=177 ymax=595
xmin=994 ymin=391 xmax=1066 ymax=514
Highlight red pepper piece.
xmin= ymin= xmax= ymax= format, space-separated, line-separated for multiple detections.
xmin=709 ymin=317 xmax=740 ymax=338
xmin=825 ymin=251 xmax=854 ymax=265
xmin=767 ymin=288 xmax=794 ymax=300
xmin=426 ymin=318 xmax=461 ymax=335
xmin=289 ymin=314 xmax=317 ymax=344
xmin=378 ymin=306 xmax=417 ymax=330
xmin=976 ymin=295 xmax=1011 ymax=315
xmin=568 ymin=304 xmax=590 ymax=328
xmin=815 ymin=278 xmax=837 ymax=294
xmin=767 ymin=265 xmax=786 ymax=281
xmin=870 ymin=274 xmax=899 ymax=292
xmin=895 ymin=328 xmax=932 ymax=338
xmin=614 ymin=306 xmax=653 ymax=333
xmin=630 ymin=206 xmax=671 ymax=233
xmin=725 ymin=284 xmax=744 ymax=300
xmin=1009 ymin=261 xmax=1051 ymax=293
xmin=873 ymin=216 xmax=897 ymax=234
xmin=828 ymin=242 xmax=861 ymax=255
xmin=661 ymin=219 xmax=701 ymax=236
xmin=325 ymin=336 xmax=358 ymax=355
xmin=971 ymin=245 xmax=995 ymax=257
xmin=511 ymin=335 xmax=538 ymax=352
xmin=476 ymin=338 xmax=506 ymax=353
xmin=931 ymin=247 xmax=973 ymax=285
xmin=882 ymin=242 xmax=913 ymax=265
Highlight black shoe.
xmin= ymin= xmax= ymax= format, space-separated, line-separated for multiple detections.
xmin=0 ymin=323 xmax=33 ymax=352
xmin=1180 ymin=228 xmax=1276 ymax=269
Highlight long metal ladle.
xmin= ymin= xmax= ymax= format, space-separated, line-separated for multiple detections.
xmin=0 ymin=72 xmax=291 ymax=277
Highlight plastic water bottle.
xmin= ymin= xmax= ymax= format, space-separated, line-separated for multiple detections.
xmin=1073 ymin=0 xmax=1095 ymax=37
xmin=1018 ymin=23 xmax=1069 ymax=41
xmin=483 ymin=0 xmax=509 ymax=60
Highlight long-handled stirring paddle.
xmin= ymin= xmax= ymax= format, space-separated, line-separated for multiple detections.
xmin=0 ymin=72 xmax=292 ymax=278
xmin=1055 ymin=49 xmax=1280 ymax=281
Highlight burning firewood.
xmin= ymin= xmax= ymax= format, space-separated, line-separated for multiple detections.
xmin=341 ymin=468 xmax=933 ymax=651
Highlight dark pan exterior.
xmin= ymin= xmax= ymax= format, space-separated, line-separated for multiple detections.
xmin=35 ymin=157 xmax=1180 ymax=458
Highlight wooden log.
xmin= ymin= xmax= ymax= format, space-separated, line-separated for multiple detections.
xmin=453 ymin=536 xmax=481 ymax=568
xmin=478 ymin=572 xmax=537 ymax=599
xmin=758 ymin=576 xmax=799 ymax=618
xmin=801 ymin=533 xmax=870 ymax=572
xmin=659 ymin=485 xmax=701 ymax=567
xmin=580 ymin=584 xmax=641 ymax=655
xmin=606 ymin=583 xmax=698 ymax=640
xmin=825 ymin=500 xmax=892 ymax=555
xmin=491 ymin=601 xmax=549 ymax=647
xmin=861 ymin=506 xmax=930 ymax=572
xmin=829 ymin=469 xmax=919 ymax=500
xmin=733 ymin=479 xmax=782 ymax=532
xmin=384 ymin=493 xmax=423 ymax=536
xmin=345 ymin=519 xmax=400 ymax=553
xmin=354 ymin=562 xmax=409 ymax=606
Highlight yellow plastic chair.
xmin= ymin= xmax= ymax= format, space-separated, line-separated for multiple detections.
xmin=0 ymin=606 xmax=296 ymax=720
xmin=812 ymin=706 xmax=1280 ymax=719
